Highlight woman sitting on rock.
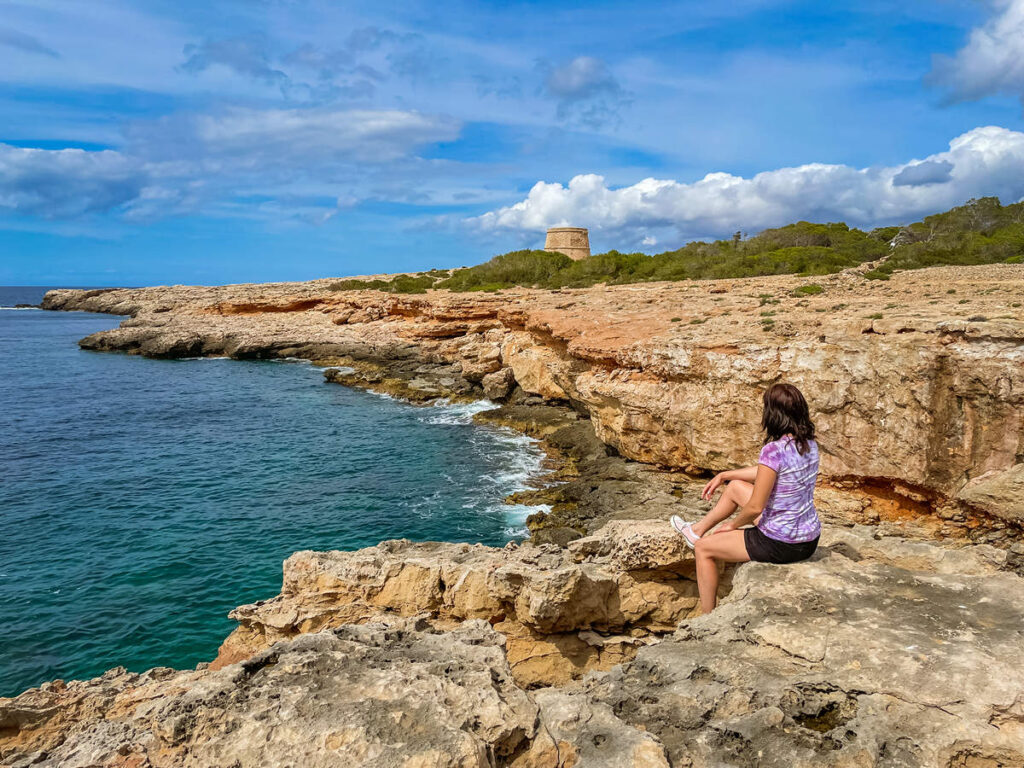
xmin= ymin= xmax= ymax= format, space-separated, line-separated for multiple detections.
xmin=670 ymin=382 xmax=820 ymax=613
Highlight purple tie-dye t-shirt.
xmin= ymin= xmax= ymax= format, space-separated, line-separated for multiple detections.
xmin=757 ymin=436 xmax=820 ymax=543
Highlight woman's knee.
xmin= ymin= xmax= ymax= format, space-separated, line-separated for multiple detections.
xmin=696 ymin=531 xmax=747 ymax=561
xmin=724 ymin=479 xmax=753 ymax=502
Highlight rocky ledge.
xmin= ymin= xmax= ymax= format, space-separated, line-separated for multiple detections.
xmin=3 ymin=523 xmax=1022 ymax=767
xmin=8 ymin=265 xmax=1022 ymax=766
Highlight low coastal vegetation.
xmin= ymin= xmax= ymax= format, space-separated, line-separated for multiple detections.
xmin=328 ymin=197 xmax=1024 ymax=293
xmin=327 ymin=270 xmax=449 ymax=294
xmin=440 ymin=249 xmax=572 ymax=292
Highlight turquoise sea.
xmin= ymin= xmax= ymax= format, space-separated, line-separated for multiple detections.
xmin=0 ymin=287 xmax=546 ymax=697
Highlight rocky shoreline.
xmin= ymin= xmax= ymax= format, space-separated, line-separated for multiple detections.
xmin=36 ymin=266 xmax=1024 ymax=545
xmin=3 ymin=266 xmax=1023 ymax=766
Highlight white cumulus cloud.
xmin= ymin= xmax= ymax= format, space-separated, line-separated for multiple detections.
xmin=134 ymin=107 xmax=460 ymax=168
xmin=469 ymin=126 xmax=1024 ymax=244
xmin=930 ymin=0 xmax=1024 ymax=104
xmin=0 ymin=107 xmax=460 ymax=220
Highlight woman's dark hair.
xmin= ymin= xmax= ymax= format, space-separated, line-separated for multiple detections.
xmin=762 ymin=382 xmax=815 ymax=455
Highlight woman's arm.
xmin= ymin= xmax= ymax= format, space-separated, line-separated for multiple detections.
xmin=701 ymin=465 xmax=759 ymax=499
xmin=723 ymin=465 xmax=758 ymax=483
xmin=714 ymin=465 xmax=777 ymax=531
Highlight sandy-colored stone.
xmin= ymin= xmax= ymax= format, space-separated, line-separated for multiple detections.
xmin=25 ymin=265 xmax=1024 ymax=766
xmin=957 ymin=463 xmax=1024 ymax=523
xmin=544 ymin=227 xmax=590 ymax=261
xmin=482 ymin=366 xmax=516 ymax=399
xmin=7 ymin=526 xmax=1023 ymax=767
xmin=213 ymin=521 xmax=701 ymax=686
xmin=511 ymin=688 xmax=669 ymax=767
xmin=820 ymin=524 xmax=1010 ymax=574
xmin=0 ymin=620 xmax=538 ymax=768
xmin=581 ymin=525 xmax=1024 ymax=767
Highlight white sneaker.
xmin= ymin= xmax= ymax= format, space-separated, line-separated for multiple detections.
xmin=670 ymin=515 xmax=700 ymax=549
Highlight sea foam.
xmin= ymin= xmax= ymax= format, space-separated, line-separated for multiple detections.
xmin=417 ymin=397 xmax=551 ymax=539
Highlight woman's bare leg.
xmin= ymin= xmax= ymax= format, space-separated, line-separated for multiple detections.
xmin=693 ymin=529 xmax=751 ymax=613
xmin=690 ymin=480 xmax=753 ymax=537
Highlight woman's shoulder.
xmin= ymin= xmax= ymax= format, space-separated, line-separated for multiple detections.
xmin=760 ymin=436 xmax=817 ymax=464
xmin=758 ymin=438 xmax=787 ymax=468
xmin=799 ymin=438 xmax=820 ymax=464
xmin=763 ymin=435 xmax=797 ymax=453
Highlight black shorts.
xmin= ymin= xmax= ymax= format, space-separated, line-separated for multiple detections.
xmin=744 ymin=526 xmax=819 ymax=564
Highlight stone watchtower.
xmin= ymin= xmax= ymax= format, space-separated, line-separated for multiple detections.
xmin=544 ymin=227 xmax=590 ymax=261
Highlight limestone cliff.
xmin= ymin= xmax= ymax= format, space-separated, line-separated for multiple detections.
xmin=212 ymin=521 xmax=705 ymax=688
xmin=40 ymin=265 xmax=1024 ymax=539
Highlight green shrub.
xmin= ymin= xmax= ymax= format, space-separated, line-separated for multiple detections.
xmin=875 ymin=199 xmax=1024 ymax=273
xmin=350 ymin=198 xmax=1024 ymax=296
xmin=328 ymin=279 xmax=391 ymax=291
xmin=546 ymin=250 xmax=648 ymax=288
xmin=439 ymin=250 xmax=572 ymax=291
xmin=793 ymin=283 xmax=824 ymax=296
xmin=869 ymin=226 xmax=900 ymax=243
xmin=389 ymin=274 xmax=436 ymax=294
xmin=328 ymin=273 xmax=437 ymax=294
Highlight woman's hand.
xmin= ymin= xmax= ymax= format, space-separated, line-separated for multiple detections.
xmin=701 ymin=473 xmax=725 ymax=500
xmin=711 ymin=519 xmax=739 ymax=535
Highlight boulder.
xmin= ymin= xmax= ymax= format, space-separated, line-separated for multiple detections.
xmin=958 ymin=463 xmax=1024 ymax=523
xmin=214 ymin=522 xmax=702 ymax=686
xmin=482 ymin=367 xmax=516 ymax=400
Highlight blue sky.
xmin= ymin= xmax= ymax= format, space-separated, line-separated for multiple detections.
xmin=2 ymin=0 xmax=1024 ymax=285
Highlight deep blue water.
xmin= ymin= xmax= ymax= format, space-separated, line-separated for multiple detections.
xmin=0 ymin=287 xmax=546 ymax=697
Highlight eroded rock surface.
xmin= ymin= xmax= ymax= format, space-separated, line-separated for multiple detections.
xmin=0 ymin=620 xmax=539 ymax=768
xmin=4 ymin=525 xmax=1023 ymax=767
xmin=214 ymin=520 xmax=705 ymax=688
xmin=21 ymin=265 xmax=1024 ymax=766
xmin=583 ymin=525 xmax=1024 ymax=767
xmin=958 ymin=463 xmax=1024 ymax=524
